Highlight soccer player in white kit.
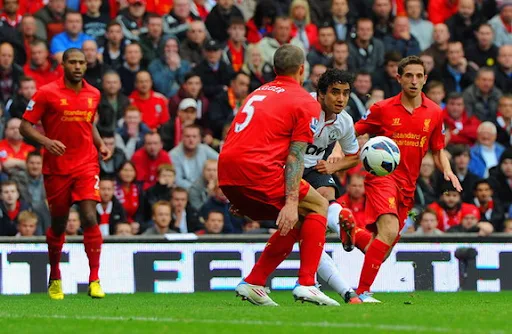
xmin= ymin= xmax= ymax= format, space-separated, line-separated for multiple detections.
xmin=304 ymin=69 xmax=362 ymax=304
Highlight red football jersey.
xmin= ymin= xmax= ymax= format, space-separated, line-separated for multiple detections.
xmin=355 ymin=93 xmax=445 ymax=194
xmin=218 ymin=76 xmax=321 ymax=187
xmin=129 ymin=90 xmax=170 ymax=130
xmin=23 ymin=77 xmax=100 ymax=175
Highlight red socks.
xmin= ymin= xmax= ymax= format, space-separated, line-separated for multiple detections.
xmin=356 ymin=238 xmax=390 ymax=295
xmin=245 ymin=228 xmax=300 ymax=286
xmin=354 ymin=228 xmax=373 ymax=253
xmin=297 ymin=213 xmax=327 ymax=286
xmin=46 ymin=227 xmax=65 ymax=280
xmin=83 ymin=225 xmax=103 ymax=282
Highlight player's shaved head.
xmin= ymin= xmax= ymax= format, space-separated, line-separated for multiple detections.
xmin=62 ymin=47 xmax=85 ymax=63
xmin=273 ymin=44 xmax=305 ymax=76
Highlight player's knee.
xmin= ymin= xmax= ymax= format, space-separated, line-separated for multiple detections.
xmin=317 ymin=187 xmax=335 ymax=201
xmin=80 ymin=211 xmax=98 ymax=228
xmin=376 ymin=214 xmax=399 ymax=245
xmin=314 ymin=196 xmax=329 ymax=216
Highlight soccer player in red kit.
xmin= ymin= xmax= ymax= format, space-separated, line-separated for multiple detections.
xmin=219 ymin=44 xmax=339 ymax=306
xmin=20 ymin=48 xmax=112 ymax=300
xmin=341 ymin=56 xmax=463 ymax=302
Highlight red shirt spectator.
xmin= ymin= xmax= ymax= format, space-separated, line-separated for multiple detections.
xmin=0 ymin=0 xmax=23 ymax=27
xmin=336 ymin=173 xmax=366 ymax=227
xmin=0 ymin=0 xmax=43 ymax=15
xmin=131 ymin=132 xmax=172 ymax=190
xmin=428 ymin=0 xmax=459 ymax=24
xmin=129 ymin=71 xmax=170 ymax=130
xmin=0 ymin=118 xmax=35 ymax=170
xmin=443 ymin=93 xmax=480 ymax=146
xmin=23 ymin=40 xmax=63 ymax=88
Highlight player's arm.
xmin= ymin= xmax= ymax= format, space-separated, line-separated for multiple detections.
xmin=20 ymin=119 xmax=66 ymax=156
xmin=326 ymin=142 xmax=343 ymax=164
xmin=432 ymin=149 xmax=462 ymax=192
xmin=92 ymin=124 xmax=112 ymax=161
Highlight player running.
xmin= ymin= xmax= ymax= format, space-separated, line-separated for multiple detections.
xmin=341 ymin=56 xmax=462 ymax=302
xmin=20 ymin=48 xmax=112 ymax=300
xmin=303 ymin=69 xmax=361 ymax=304
xmin=219 ymin=44 xmax=339 ymax=306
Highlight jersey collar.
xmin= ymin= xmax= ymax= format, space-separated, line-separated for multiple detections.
xmin=274 ymin=75 xmax=300 ymax=85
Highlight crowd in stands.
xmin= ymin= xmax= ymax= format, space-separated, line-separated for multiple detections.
xmin=0 ymin=0 xmax=510 ymax=237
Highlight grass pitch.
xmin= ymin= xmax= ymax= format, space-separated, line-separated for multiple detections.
xmin=0 ymin=291 xmax=506 ymax=334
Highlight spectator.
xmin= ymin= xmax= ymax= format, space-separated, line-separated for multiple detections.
xmin=118 ymin=42 xmax=144 ymax=95
xmin=337 ymin=173 xmax=366 ymax=227
xmin=241 ymin=44 xmax=275 ymax=93
xmin=446 ymin=204 xmax=493 ymax=235
xmin=303 ymin=63 xmax=326 ymax=93
xmin=371 ymin=0 xmax=393 ymax=39
xmin=148 ymin=36 xmax=191 ymax=99
xmin=289 ymin=0 xmax=317 ymax=52
xmin=405 ymin=0 xmax=433 ymax=51
xmin=194 ymin=39 xmax=235 ymax=100
xmin=114 ymin=222 xmax=133 ymax=236
xmin=170 ymin=124 xmax=218 ymax=189
xmin=179 ymin=20 xmax=207 ymax=68
xmin=97 ymin=71 xmax=130 ymax=133
xmin=114 ymin=161 xmax=144 ymax=230
xmin=160 ymin=98 xmax=200 ymax=151
xmin=246 ymin=0 xmax=277 ymax=44
xmin=347 ymin=18 xmax=385 ymax=73
xmin=82 ymin=0 xmax=110 ymax=44
xmin=116 ymin=0 xmax=150 ymax=42
xmin=50 ymin=11 xmax=93 ymax=63
xmin=170 ymin=187 xmax=202 ymax=233
xmin=345 ymin=70 xmax=372 ymax=122
xmin=103 ymin=20 xmax=126 ymax=71
xmin=425 ymin=23 xmax=450 ymax=69
xmin=208 ymin=72 xmax=250 ymax=138
xmin=446 ymin=0 xmax=485 ymax=46
xmin=83 ymin=40 xmax=107 ymax=90
xmin=444 ymin=92 xmax=481 ymax=146
xmin=425 ymin=80 xmax=446 ymax=109
xmin=0 ymin=42 xmax=23 ymax=105
xmin=143 ymin=163 xmax=175 ymax=221
xmin=115 ymin=105 xmax=151 ymax=159
xmin=199 ymin=183 xmax=244 ymax=233
xmin=469 ymin=122 xmax=506 ymax=178
xmin=99 ymin=130 xmax=126 ymax=177
xmin=414 ymin=153 xmax=438 ymax=211
xmin=326 ymin=0 xmax=352 ymax=41
xmin=307 ymin=22 xmax=335 ymax=67
xmin=162 ymin=0 xmax=200 ymax=42
xmin=489 ymin=1 xmax=512 ymax=47
xmin=21 ymin=151 xmax=50 ymax=234
xmin=196 ymin=210 xmax=224 ymax=234
xmin=366 ymin=88 xmax=385 ymax=109
xmin=463 ymin=67 xmax=503 ymax=122
xmin=372 ymin=51 xmax=401 ymax=99
xmin=258 ymin=16 xmax=307 ymax=67
xmin=472 ymin=179 xmax=505 ymax=231
xmin=466 ymin=23 xmax=499 ymax=71
xmin=34 ymin=0 xmax=68 ymax=41
xmin=129 ymin=71 xmax=169 ymax=130
xmin=0 ymin=118 xmax=35 ymax=174
xmin=96 ymin=176 xmax=127 ymax=236
xmin=0 ymin=18 xmax=26 ymax=67
xmin=383 ymin=16 xmax=421 ymax=58
xmin=414 ymin=208 xmax=443 ymax=236
xmin=328 ymin=40 xmax=351 ymax=71
xmin=0 ymin=0 xmax=22 ymax=28
xmin=0 ymin=180 xmax=31 ymax=236
xmin=143 ymin=200 xmax=174 ymax=235
xmin=23 ymin=40 xmax=63 ymax=88
xmin=420 ymin=52 xmax=435 ymax=77
xmin=205 ymin=0 xmax=244 ymax=44
xmin=65 ymin=207 xmax=81 ymax=236
xmin=429 ymin=41 xmax=477 ymax=95
xmin=20 ymin=15 xmax=44 ymax=62
xmin=169 ymin=72 xmax=209 ymax=125
xmin=222 ymin=17 xmax=247 ymax=72
xmin=503 ymin=218 xmax=512 ymax=233
xmin=15 ymin=210 xmax=38 ymax=237
xmin=450 ymin=144 xmax=481 ymax=204
xmin=131 ymin=132 xmax=172 ymax=190
xmin=190 ymin=0 xmax=213 ymax=20
xmin=489 ymin=148 xmax=512 ymax=212
xmin=495 ymin=45 xmax=512 ymax=93
xmin=188 ymin=159 xmax=217 ymax=211
xmin=139 ymin=13 xmax=171 ymax=64
xmin=496 ymin=95 xmax=512 ymax=147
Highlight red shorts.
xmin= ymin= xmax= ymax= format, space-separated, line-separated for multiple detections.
xmin=363 ymin=175 xmax=414 ymax=234
xmin=44 ymin=168 xmax=100 ymax=217
xmin=221 ymin=179 xmax=311 ymax=220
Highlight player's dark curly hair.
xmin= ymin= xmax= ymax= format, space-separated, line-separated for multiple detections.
xmin=317 ymin=69 xmax=354 ymax=95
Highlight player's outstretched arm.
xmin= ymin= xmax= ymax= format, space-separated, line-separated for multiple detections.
xmin=20 ymin=119 xmax=66 ymax=156
xmin=276 ymin=141 xmax=307 ymax=236
xmin=432 ymin=149 xmax=463 ymax=192
xmin=92 ymin=125 xmax=112 ymax=161
xmin=315 ymin=153 xmax=359 ymax=175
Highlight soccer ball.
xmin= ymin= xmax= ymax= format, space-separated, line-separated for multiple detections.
xmin=360 ymin=136 xmax=401 ymax=176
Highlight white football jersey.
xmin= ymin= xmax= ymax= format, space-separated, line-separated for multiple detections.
xmin=304 ymin=93 xmax=359 ymax=168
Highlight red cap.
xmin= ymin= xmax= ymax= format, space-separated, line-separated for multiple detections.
xmin=461 ymin=205 xmax=480 ymax=220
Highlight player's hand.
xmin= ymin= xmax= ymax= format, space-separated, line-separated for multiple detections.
xmin=276 ymin=202 xmax=299 ymax=236
xmin=327 ymin=152 xmax=343 ymax=164
xmin=444 ymin=171 xmax=463 ymax=192
xmin=44 ymin=139 xmax=66 ymax=156
xmin=99 ymin=144 xmax=112 ymax=161
xmin=314 ymin=160 xmax=336 ymax=175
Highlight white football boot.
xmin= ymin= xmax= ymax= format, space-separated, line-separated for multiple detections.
xmin=358 ymin=291 xmax=382 ymax=303
xmin=235 ymin=280 xmax=278 ymax=306
xmin=292 ymin=284 xmax=340 ymax=306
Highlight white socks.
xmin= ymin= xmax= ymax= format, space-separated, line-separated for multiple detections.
xmin=317 ymin=251 xmax=353 ymax=296
xmin=327 ymin=202 xmax=342 ymax=235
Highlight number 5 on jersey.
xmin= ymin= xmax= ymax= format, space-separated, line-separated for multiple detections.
xmin=234 ymin=95 xmax=266 ymax=133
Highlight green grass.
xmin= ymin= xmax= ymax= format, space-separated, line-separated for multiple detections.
xmin=0 ymin=292 xmax=507 ymax=334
